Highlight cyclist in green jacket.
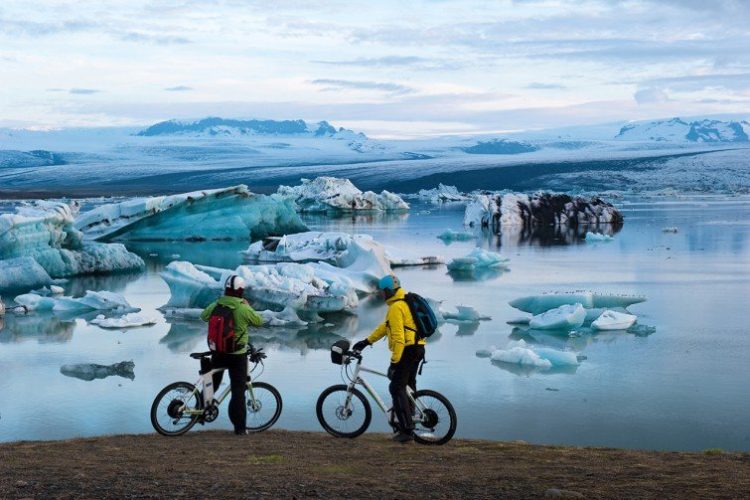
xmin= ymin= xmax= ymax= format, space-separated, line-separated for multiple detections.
xmin=200 ymin=275 xmax=263 ymax=435
xmin=353 ymin=275 xmax=426 ymax=443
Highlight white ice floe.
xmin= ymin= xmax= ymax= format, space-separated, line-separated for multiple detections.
xmin=447 ymin=248 xmax=510 ymax=273
xmin=277 ymin=177 xmax=409 ymax=213
xmin=0 ymin=201 xmax=144 ymax=292
xmin=529 ymin=304 xmax=586 ymax=331
xmin=90 ymin=313 xmax=156 ymax=329
xmin=509 ymin=291 xmax=646 ymax=315
xmin=14 ymin=290 xmax=139 ymax=314
xmin=60 ymin=361 xmax=135 ymax=381
xmin=590 ymin=310 xmax=637 ymax=331
xmin=662 ymin=227 xmax=679 ymax=233
xmin=585 ymin=232 xmax=614 ymax=242
xmin=30 ymin=285 xmax=65 ymax=296
xmin=437 ymin=229 xmax=475 ymax=243
xmin=417 ymin=184 xmax=471 ymax=203
xmin=464 ymin=192 xmax=622 ymax=233
xmin=442 ymin=305 xmax=491 ymax=322
xmin=257 ymin=306 xmax=308 ymax=327
xmin=161 ymin=260 xmax=358 ymax=313
xmin=489 ymin=340 xmax=579 ymax=368
xmin=75 ymin=185 xmax=307 ymax=242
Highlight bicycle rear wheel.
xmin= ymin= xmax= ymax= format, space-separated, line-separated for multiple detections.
xmin=412 ymin=389 xmax=457 ymax=445
xmin=151 ymin=381 xmax=203 ymax=436
xmin=316 ymin=384 xmax=371 ymax=438
xmin=245 ymin=381 xmax=282 ymax=432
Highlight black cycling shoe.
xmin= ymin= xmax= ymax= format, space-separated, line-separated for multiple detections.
xmin=234 ymin=428 xmax=249 ymax=435
xmin=392 ymin=431 xmax=414 ymax=443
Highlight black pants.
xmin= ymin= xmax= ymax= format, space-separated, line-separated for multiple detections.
xmin=389 ymin=344 xmax=425 ymax=433
xmin=211 ymin=353 xmax=248 ymax=433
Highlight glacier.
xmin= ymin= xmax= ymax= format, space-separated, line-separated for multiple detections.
xmin=75 ymin=185 xmax=307 ymax=242
xmin=160 ymin=260 xmax=359 ymax=313
xmin=464 ymin=192 xmax=622 ymax=233
xmin=0 ymin=201 xmax=144 ymax=292
xmin=60 ymin=361 xmax=135 ymax=381
xmin=528 ymin=304 xmax=587 ymax=331
xmin=277 ymin=177 xmax=409 ymax=213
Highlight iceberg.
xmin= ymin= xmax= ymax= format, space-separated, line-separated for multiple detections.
xmin=417 ymin=184 xmax=471 ymax=203
xmin=510 ymin=291 xmax=646 ymax=315
xmin=591 ymin=310 xmax=637 ymax=331
xmin=489 ymin=340 xmax=579 ymax=369
xmin=277 ymin=177 xmax=409 ymax=213
xmin=75 ymin=185 xmax=307 ymax=242
xmin=442 ymin=305 xmax=491 ymax=322
xmin=14 ymin=290 xmax=139 ymax=314
xmin=0 ymin=201 xmax=144 ymax=292
xmin=437 ymin=229 xmax=475 ymax=243
xmin=60 ymin=361 xmax=135 ymax=381
xmin=529 ymin=304 xmax=586 ymax=331
xmin=447 ymin=248 xmax=510 ymax=273
xmin=90 ymin=313 xmax=156 ymax=329
xmin=160 ymin=261 xmax=358 ymax=313
xmin=585 ymin=232 xmax=614 ymax=242
xmin=464 ymin=192 xmax=622 ymax=233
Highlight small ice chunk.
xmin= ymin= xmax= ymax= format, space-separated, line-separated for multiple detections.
xmin=90 ymin=313 xmax=157 ymax=329
xmin=161 ymin=308 xmax=205 ymax=321
xmin=14 ymin=293 xmax=56 ymax=311
xmin=277 ymin=177 xmax=409 ymax=213
xmin=507 ymin=316 xmax=531 ymax=325
xmin=585 ymin=232 xmax=613 ymax=242
xmin=662 ymin=227 xmax=679 ymax=233
xmin=60 ymin=361 xmax=135 ymax=381
xmin=447 ymin=248 xmax=510 ymax=272
xmin=489 ymin=340 xmax=579 ymax=368
xmin=443 ymin=305 xmax=491 ymax=322
xmin=510 ymin=291 xmax=645 ymax=314
xmin=590 ymin=310 xmax=637 ymax=331
xmin=437 ymin=229 xmax=475 ymax=243
xmin=627 ymin=324 xmax=656 ymax=336
xmin=475 ymin=346 xmax=497 ymax=358
xmin=258 ymin=306 xmax=308 ymax=327
xmin=529 ymin=304 xmax=586 ymax=331
xmin=418 ymin=184 xmax=470 ymax=203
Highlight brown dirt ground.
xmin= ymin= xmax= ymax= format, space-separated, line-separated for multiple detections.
xmin=1 ymin=430 xmax=748 ymax=499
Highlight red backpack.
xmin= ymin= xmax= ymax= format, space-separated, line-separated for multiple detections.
xmin=207 ymin=304 xmax=237 ymax=353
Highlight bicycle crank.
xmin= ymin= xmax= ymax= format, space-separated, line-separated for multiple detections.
xmin=203 ymin=403 xmax=219 ymax=422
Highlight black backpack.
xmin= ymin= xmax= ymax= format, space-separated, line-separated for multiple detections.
xmin=399 ymin=293 xmax=438 ymax=340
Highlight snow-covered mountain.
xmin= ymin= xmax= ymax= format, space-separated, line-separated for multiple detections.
xmin=615 ymin=118 xmax=750 ymax=143
xmin=136 ymin=117 xmax=365 ymax=139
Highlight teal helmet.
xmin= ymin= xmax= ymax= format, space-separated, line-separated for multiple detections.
xmin=377 ymin=274 xmax=400 ymax=292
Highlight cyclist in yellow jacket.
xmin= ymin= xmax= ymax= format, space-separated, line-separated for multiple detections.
xmin=353 ymin=275 xmax=426 ymax=443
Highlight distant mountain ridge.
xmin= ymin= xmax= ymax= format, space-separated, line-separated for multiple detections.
xmin=615 ymin=117 xmax=750 ymax=143
xmin=136 ymin=117 xmax=364 ymax=138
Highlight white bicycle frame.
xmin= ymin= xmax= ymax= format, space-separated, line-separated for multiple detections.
xmin=343 ymin=354 xmax=425 ymax=425
xmin=182 ymin=358 xmax=261 ymax=416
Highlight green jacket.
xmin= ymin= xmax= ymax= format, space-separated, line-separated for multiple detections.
xmin=200 ymin=295 xmax=263 ymax=354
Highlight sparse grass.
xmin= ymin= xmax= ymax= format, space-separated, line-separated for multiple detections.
xmin=703 ymin=448 xmax=725 ymax=455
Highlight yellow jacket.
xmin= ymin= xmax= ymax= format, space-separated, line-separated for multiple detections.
xmin=366 ymin=288 xmax=426 ymax=363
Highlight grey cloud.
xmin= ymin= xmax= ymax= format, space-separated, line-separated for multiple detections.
xmin=69 ymin=88 xmax=101 ymax=95
xmin=165 ymin=85 xmax=194 ymax=92
xmin=311 ymin=79 xmax=415 ymax=95
xmin=526 ymin=82 xmax=567 ymax=90
xmin=119 ymin=32 xmax=192 ymax=45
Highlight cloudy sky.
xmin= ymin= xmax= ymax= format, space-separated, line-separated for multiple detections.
xmin=1 ymin=0 xmax=749 ymax=137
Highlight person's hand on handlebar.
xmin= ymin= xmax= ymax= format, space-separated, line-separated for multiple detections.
xmin=352 ymin=339 xmax=371 ymax=352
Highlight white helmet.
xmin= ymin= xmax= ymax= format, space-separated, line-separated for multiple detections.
xmin=225 ymin=275 xmax=246 ymax=290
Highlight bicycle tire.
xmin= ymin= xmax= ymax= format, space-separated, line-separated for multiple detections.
xmin=245 ymin=381 xmax=283 ymax=432
xmin=150 ymin=381 xmax=203 ymax=437
xmin=412 ymin=389 xmax=457 ymax=446
xmin=316 ymin=384 xmax=371 ymax=438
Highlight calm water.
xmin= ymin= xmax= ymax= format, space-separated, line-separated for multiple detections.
xmin=1 ymin=196 xmax=749 ymax=451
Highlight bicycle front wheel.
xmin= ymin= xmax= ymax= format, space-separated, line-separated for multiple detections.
xmin=245 ymin=381 xmax=282 ymax=432
xmin=316 ymin=384 xmax=371 ymax=438
xmin=412 ymin=389 xmax=457 ymax=445
xmin=150 ymin=381 xmax=203 ymax=437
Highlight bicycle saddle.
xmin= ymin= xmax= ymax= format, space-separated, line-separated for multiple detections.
xmin=189 ymin=351 xmax=213 ymax=359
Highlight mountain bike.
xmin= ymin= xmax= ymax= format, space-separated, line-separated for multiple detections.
xmin=316 ymin=341 xmax=457 ymax=445
xmin=151 ymin=347 xmax=282 ymax=436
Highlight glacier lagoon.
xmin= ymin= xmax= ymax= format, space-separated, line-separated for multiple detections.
xmin=1 ymin=195 xmax=749 ymax=451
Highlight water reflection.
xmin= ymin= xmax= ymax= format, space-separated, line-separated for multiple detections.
xmin=0 ymin=313 xmax=75 ymax=344
xmin=478 ymin=223 xmax=622 ymax=248
xmin=62 ymin=271 xmax=144 ymax=297
xmin=490 ymin=359 xmax=579 ymax=376
xmin=301 ymin=211 xmax=409 ymax=231
xmin=447 ymin=267 xmax=507 ymax=282
xmin=128 ymin=241 xmax=248 ymax=270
